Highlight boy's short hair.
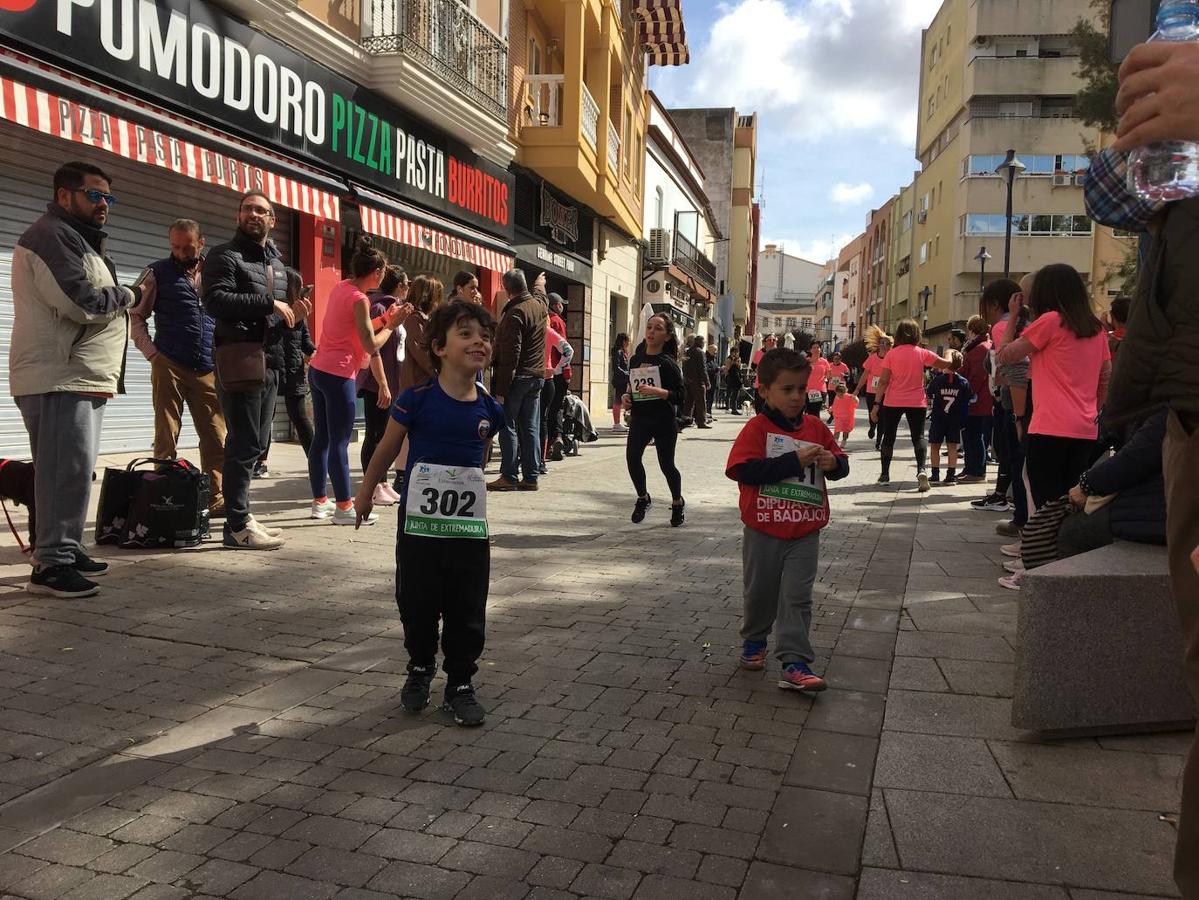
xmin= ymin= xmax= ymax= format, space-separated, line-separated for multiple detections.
xmin=1110 ymin=295 xmax=1131 ymax=325
xmin=948 ymin=349 xmax=963 ymax=371
xmin=757 ymin=347 xmax=810 ymax=387
xmin=835 ymin=382 xmax=847 ymax=393
xmin=425 ymin=298 xmax=496 ymax=372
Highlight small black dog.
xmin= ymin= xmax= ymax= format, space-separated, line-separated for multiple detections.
xmin=0 ymin=459 xmax=36 ymax=552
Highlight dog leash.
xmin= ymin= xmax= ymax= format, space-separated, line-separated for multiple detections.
xmin=0 ymin=460 xmax=30 ymax=555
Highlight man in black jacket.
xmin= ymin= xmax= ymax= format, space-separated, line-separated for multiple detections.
xmin=682 ymin=335 xmax=710 ymax=428
xmin=202 ymin=191 xmax=310 ymax=550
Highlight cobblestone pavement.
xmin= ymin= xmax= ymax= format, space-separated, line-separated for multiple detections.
xmin=0 ymin=412 xmax=1184 ymax=899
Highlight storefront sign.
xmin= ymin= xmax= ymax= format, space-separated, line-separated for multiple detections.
xmin=539 ymin=182 xmax=578 ymax=244
xmin=0 ymin=0 xmax=513 ymax=238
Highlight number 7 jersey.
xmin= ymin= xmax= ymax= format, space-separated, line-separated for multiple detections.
xmin=725 ymin=413 xmax=845 ymax=540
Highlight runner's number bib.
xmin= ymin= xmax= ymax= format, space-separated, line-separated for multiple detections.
xmin=807 ymin=390 xmax=824 ymax=403
xmin=405 ymin=463 xmax=488 ymax=539
xmin=631 ymin=365 xmax=662 ymax=401
xmin=870 ymin=376 xmax=881 ymax=391
xmin=760 ymin=434 xmax=827 ymax=507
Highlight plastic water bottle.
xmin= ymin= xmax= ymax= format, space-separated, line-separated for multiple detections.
xmin=1129 ymin=0 xmax=1199 ymax=200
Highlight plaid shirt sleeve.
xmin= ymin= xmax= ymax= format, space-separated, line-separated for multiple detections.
xmin=1083 ymin=148 xmax=1165 ymax=232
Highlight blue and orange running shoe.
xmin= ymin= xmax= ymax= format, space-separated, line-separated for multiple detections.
xmin=739 ymin=640 xmax=768 ymax=670
xmin=779 ymin=661 xmax=827 ymax=692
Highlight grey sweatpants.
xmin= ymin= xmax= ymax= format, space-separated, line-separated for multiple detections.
xmin=741 ymin=526 xmax=819 ymax=665
xmin=16 ymin=393 xmax=105 ymax=568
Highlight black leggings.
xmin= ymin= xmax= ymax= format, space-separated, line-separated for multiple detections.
xmin=1024 ymin=434 xmax=1096 ymax=510
xmin=361 ymin=392 xmax=390 ymax=483
xmin=626 ymin=414 xmax=682 ymax=500
xmin=878 ymin=405 xmax=928 ymax=477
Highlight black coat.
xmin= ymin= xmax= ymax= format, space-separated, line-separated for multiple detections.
xmin=270 ymin=320 xmax=316 ymax=396
xmin=611 ymin=347 xmax=630 ymax=392
xmin=201 ymin=230 xmax=292 ymax=346
xmin=1082 ymin=408 xmax=1167 ymax=544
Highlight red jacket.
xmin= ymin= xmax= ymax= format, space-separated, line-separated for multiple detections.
xmin=725 ymin=411 xmax=849 ymax=540
xmin=961 ymin=337 xmax=994 ymax=416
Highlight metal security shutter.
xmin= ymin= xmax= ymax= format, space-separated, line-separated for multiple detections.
xmin=0 ymin=124 xmax=293 ymax=457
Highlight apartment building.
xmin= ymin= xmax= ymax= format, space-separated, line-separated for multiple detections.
xmin=836 ymin=234 xmax=867 ymax=344
xmin=670 ymin=109 xmax=760 ymax=341
xmin=887 ymin=180 xmax=918 ymax=331
xmin=643 ymin=93 xmax=721 ymax=347
xmin=912 ymin=0 xmax=1132 ymax=339
xmin=755 ymin=245 xmax=825 ymax=343
xmin=860 ymin=199 xmax=896 ymax=338
xmin=813 ymin=260 xmax=839 ymax=346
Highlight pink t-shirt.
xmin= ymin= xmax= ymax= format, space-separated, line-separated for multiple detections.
xmin=881 ymin=344 xmax=940 ymax=408
xmin=991 ymin=318 xmax=1008 ymax=346
xmin=311 ymin=280 xmax=370 ymax=379
xmin=831 ymin=393 xmax=858 ymax=432
xmin=862 ymin=353 xmax=886 ymax=394
xmin=1022 ymin=311 xmax=1111 ymax=440
xmin=806 ymin=358 xmax=831 ymax=394
xmin=827 ymin=362 xmax=850 ymax=388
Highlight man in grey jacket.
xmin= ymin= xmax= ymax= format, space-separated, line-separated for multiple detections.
xmin=10 ymin=161 xmax=141 ymax=599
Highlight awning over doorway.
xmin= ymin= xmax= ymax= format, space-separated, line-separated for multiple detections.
xmin=634 ymin=0 xmax=690 ymax=66
xmin=354 ymin=185 xmax=514 ymax=273
xmin=0 ymin=51 xmax=341 ymax=219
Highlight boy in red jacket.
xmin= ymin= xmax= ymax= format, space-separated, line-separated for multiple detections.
xmin=726 ymin=348 xmax=850 ymax=692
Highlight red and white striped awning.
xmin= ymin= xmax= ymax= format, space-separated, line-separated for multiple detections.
xmin=359 ymin=204 xmax=513 ymax=273
xmin=633 ymin=0 xmax=689 ymax=67
xmin=0 ymin=68 xmax=340 ymax=219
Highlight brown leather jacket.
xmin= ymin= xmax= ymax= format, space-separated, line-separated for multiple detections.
xmin=492 ymin=286 xmax=549 ymax=397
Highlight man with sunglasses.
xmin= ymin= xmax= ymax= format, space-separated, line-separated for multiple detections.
xmin=202 ymin=189 xmax=311 ymax=550
xmin=10 ymin=161 xmax=142 ymax=598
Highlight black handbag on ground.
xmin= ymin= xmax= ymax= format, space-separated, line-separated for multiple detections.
xmin=95 ymin=458 xmax=210 ymax=549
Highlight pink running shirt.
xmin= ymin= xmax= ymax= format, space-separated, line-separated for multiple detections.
xmin=881 ymin=344 xmax=940 ymax=408
xmin=862 ymin=353 xmax=886 ymax=394
xmin=1022 ymin=311 xmax=1110 ymax=440
xmin=832 ymin=393 xmax=858 ymax=432
xmin=806 ymin=358 xmax=831 ymax=393
xmin=311 ymin=280 xmax=370 ymax=379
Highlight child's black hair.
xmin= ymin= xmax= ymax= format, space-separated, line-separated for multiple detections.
xmin=756 ymin=347 xmax=811 ymax=387
xmin=425 ymin=298 xmax=496 ymax=372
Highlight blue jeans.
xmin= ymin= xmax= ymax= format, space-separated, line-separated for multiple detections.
xmin=308 ymin=367 xmax=357 ymax=502
xmin=499 ymin=375 xmax=544 ymax=483
xmin=963 ymin=414 xmax=990 ymax=477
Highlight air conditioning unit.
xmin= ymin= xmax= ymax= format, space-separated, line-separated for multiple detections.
xmin=917 ymin=210 xmax=928 ymax=224
xmin=1052 ymin=172 xmax=1071 ymax=187
xmin=647 ymin=228 xmax=672 ymax=264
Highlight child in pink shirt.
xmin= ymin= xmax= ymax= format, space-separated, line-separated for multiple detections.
xmin=830 ymin=384 xmax=858 ymax=448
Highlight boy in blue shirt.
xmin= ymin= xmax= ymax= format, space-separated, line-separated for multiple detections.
xmin=355 ymin=298 xmax=505 ymax=727
xmin=926 ymin=350 xmax=972 ymax=484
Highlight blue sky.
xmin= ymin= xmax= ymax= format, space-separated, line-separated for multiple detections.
xmin=649 ymin=0 xmax=943 ymax=263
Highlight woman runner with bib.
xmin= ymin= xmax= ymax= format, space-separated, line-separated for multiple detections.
xmin=623 ymin=314 xmax=686 ymax=526
xmin=870 ymin=318 xmax=954 ymax=491
xmin=354 ymin=298 xmax=505 ymax=728
xmin=856 ymin=328 xmax=892 ymax=448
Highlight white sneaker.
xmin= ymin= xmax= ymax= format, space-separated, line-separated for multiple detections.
xmin=372 ymin=483 xmax=397 ymax=507
xmin=332 ymin=506 xmax=376 ymax=526
xmin=1000 ymin=542 xmax=1022 ymax=558
xmin=612 ymin=423 xmax=627 ymax=433
xmin=246 ymin=516 xmax=283 ymax=538
xmin=223 ymin=526 xmax=283 ymax=551
xmin=380 ymin=483 xmax=402 ymax=503
xmin=1003 ymin=559 xmax=1024 ymax=574
xmin=917 ymin=472 xmax=931 ymax=493
xmin=310 ymin=499 xmax=336 ymax=519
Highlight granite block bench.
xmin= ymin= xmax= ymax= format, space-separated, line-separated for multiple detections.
xmin=1012 ymin=542 xmax=1196 ymax=735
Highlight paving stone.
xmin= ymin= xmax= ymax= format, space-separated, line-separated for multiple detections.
xmin=606 ymin=839 xmax=701 ymax=879
xmin=875 ymin=732 xmax=1011 ymax=797
xmin=357 ymin=828 xmax=454 ymax=863
xmin=887 ymin=657 xmax=949 ymax=692
xmin=18 ymin=830 xmax=115 ymax=866
xmin=437 ymin=840 xmax=539 ymax=879
xmin=11 ymin=862 xmax=96 ymax=900
xmin=784 ymin=730 xmax=877 ymax=796
xmin=125 ymin=850 xmax=204 ymax=884
xmin=861 ymin=790 xmax=898 ymax=869
xmin=570 ymin=862 xmax=642 ymax=899
xmin=802 ymin=690 xmax=886 ymax=737
xmin=630 ymin=873 xmax=735 ymax=900
xmin=883 ymin=789 xmax=1177 ymax=895
xmin=527 ymin=855 xmax=585 ymax=890
xmin=173 ymin=858 xmax=258 ymax=895
xmin=87 ymin=843 xmax=158 ymax=875
xmin=738 ymin=861 xmax=855 ymax=899
xmin=883 ymin=690 xmax=1027 ymax=741
xmin=757 ymin=788 xmax=867 ymax=876
xmin=284 ymin=846 xmax=387 ymax=888
xmin=455 ymin=874 xmax=532 ymax=900
xmin=857 ymin=867 xmax=1070 ymax=898
xmin=228 ymin=870 xmax=339 ymax=900
xmin=279 ymin=815 xmax=379 ymax=851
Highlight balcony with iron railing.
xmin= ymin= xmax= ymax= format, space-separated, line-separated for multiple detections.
xmin=362 ymin=0 xmax=508 ymax=119
xmin=672 ymin=232 xmax=718 ymax=292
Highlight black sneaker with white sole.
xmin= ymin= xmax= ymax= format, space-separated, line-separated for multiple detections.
xmin=71 ymin=549 xmax=109 ymax=577
xmin=443 ymin=684 xmax=486 ymax=727
xmin=401 ymin=666 xmax=434 ymax=713
xmin=26 ymin=565 xmax=99 ymax=599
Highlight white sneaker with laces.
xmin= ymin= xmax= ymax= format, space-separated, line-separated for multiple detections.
xmin=246 ymin=516 xmax=284 ymax=538
xmin=1003 ymin=559 xmax=1024 ymax=574
xmin=310 ymin=499 xmax=336 ymax=519
xmin=372 ymin=483 xmax=397 ymax=506
xmin=1000 ymin=542 xmax=1022 ymax=558
xmin=223 ymin=526 xmax=284 ymax=551
xmin=333 ymin=506 xmax=376 ymax=526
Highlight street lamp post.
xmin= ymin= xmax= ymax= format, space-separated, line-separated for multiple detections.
xmin=975 ymin=245 xmax=991 ymax=292
xmin=994 ymin=150 xmax=1026 ymax=279
xmin=919 ymin=284 xmax=932 ymax=337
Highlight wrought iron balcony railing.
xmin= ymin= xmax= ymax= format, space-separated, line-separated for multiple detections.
xmin=362 ymin=0 xmax=508 ymax=120
xmin=672 ymin=232 xmax=717 ymax=292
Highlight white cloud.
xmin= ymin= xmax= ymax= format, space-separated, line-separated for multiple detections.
xmin=762 ymin=233 xmax=858 ymax=265
xmin=659 ymin=0 xmax=940 ymax=143
xmin=830 ymin=182 xmax=874 ymax=205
